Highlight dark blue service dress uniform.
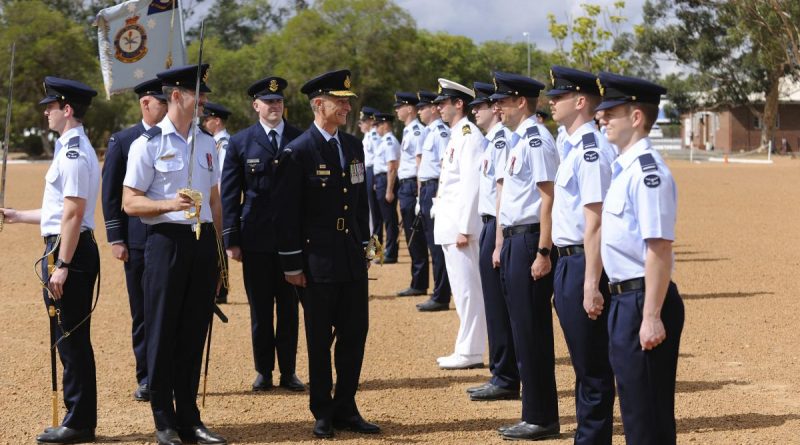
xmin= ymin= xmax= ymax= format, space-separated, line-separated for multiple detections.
xmin=101 ymin=122 xmax=149 ymax=390
xmin=273 ymin=125 xmax=371 ymax=422
xmin=221 ymin=120 xmax=303 ymax=380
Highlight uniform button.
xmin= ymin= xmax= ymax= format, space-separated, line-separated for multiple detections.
xmin=345 ymin=229 xmax=349 ymax=233
xmin=341 ymin=172 xmax=346 ymax=177
xmin=344 ymin=205 xmax=348 ymax=210
xmin=306 ymin=239 xmax=310 ymax=244
xmin=322 ymin=182 xmax=327 ymax=187
xmin=274 ymin=159 xmax=279 ymax=164
xmin=343 ymin=187 xmax=348 ymax=193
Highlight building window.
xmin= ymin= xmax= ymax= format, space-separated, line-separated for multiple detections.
xmin=754 ymin=113 xmax=780 ymax=129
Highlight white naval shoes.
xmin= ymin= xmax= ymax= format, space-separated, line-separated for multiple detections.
xmin=438 ymin=353 xmax=484 ymax=370
xmin=436 ymin=353 xmax=458 ymax=364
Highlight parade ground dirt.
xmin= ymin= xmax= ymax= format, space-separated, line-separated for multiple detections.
xmin=1 ymin=158 xmax=799 ymax=444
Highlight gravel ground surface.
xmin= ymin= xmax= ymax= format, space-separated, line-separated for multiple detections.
xmin=0 ymin=158 xmax=798 ymax=444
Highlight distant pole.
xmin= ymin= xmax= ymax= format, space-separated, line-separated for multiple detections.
xmin=523 ymin=32 xmax=531 ymax=77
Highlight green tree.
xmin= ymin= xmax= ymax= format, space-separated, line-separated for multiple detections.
xmin=547 ymin=1 xmax=631 ymax=72
xmin=190 ymin=0 xmax=295 ymax=48
xmin=637 ymin=0 xmax=800 ymax=149
xmin=0 ymin=0 xmax=131 ymax=155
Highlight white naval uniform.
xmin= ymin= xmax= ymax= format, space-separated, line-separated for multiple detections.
xmin=552 ymin=122 xmax=615 ymax=247
xmin=41 ymin=125 xmax=100 ymax=236
xmin=124 ymin=117 xmax=220 ymax=225
xmin=434 ymin=116 xmax=487 ymax=356
xmin=601 ymin=138 xmax=677 ymax=282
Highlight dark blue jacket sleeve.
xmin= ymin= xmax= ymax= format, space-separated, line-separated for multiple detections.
xmin=272 ymin=145 xmax=305 ymax=272
xmin=221 ymin=133 xmax=244 ymax=249
xmin=101 ymin=131 xmax=128 ymax=244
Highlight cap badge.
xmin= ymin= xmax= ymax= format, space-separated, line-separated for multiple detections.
xmin=437 ymin=84 xmax=442 ymax=94
xmin=596 ymin=78 xmax=604 ymax=97
xmin=549 ymin=69 xmax=555 ymax=88
xmin=269 ymin=79 xmax=279 ymax=92
xmin=344 ymin=75 xmax=351 ymax=89
xmin=492 ymin=77 xmax=498 ymax=91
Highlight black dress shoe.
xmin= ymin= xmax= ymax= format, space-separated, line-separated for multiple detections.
xmin=497 ymin=421 xmax=525 ymax=435
xmin=156 ymin=429 xmax=182 ymax=445
xmin=313 ymin=418 xmax=334 ymax=438
xmin=252 ymin=373 xmax=273 ymax=391
xmin=134 ymin=382 xmax=150 ymax=401
xmin=36 ymin=426 xmax=95 ymax=444
xmin=279 ymin=374 xmax=306 ymax=391
xmin=465 ymin=382 xmax=492 ymax=394
xmin=502 ymin=421 xmax=560 ymax=440
xmin=396 ymin=287 xmax=426 ymax=297
xmin=417 ymin=299 xmax=449 ymax=312
xmin=178 ymin=425 xmax=227 ymax=444
xmin=470 ymin=383 xmax=519 ymax=401
xmin=382 ymin=257 xmax=398 ymax=264
xmin=332 ymin=415 xmax=381 ymax=434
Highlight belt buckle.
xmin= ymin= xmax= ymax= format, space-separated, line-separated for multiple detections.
xmin=336 ymin=218 xmax=345 ymax=231
xmin=608 ymin=283 xmax=619 ymax=294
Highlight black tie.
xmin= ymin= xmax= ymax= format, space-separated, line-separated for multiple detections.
xmin=269 ymin=130 xmax=279 ymax=151
xmin=329 ymin=138 xmax=344 ymax=168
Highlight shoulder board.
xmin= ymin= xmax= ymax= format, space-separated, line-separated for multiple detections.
xmin=638 ymin=153 xmax=658 ymax=172
xmin=581 ymin=133 xmax=598 ymax=150
xmin=142 ymin=126 xmax=162 ymax=140
xmin=492 ymin=131 xmax=504 ymax=141
xmin=462 ymin=124 xmax=472 ymax=136
xmin=67 ymin=136 xmax=81 ymax=149
xmin=200 ymin=128 xmax=213 ymax=137
xmin=437 ymin=124 xmax=446 ymax=131
xmin=525 ymin=126 xmax=540 ymax=138
xmin=371 ymin=133 xmax=379 ymax=139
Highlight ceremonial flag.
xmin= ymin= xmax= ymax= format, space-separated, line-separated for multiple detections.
xmin=95 ymin=0 xmax=186 ymax=98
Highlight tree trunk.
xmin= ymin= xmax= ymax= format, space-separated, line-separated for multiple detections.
xmin=39 ymin=131 xmax=53 ymax=157
xmin=760 ymin=66 xmax=782 ymax=150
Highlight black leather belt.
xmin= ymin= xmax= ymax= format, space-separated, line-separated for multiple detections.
xmin=420 ymin=179 xmax=438 ymax=186
xmin=374 ymin=172 xmax=387 ymax=177
xmin=502 ymin=223 xmax=540 ymax=238
xmin=148 ymin=222 xmax=213 ymax=235
xmin=481 ymin=215 xmax=495 ymax=223
xmin=399 ymin=177 xmax=417 ymax=185
xmin=557 ymin=245 xmax=585 ymax=257
xmin=608 ymin=277 xmax=645 ymax=295
xmin=44 ymin=229 xmax=94 ymax=245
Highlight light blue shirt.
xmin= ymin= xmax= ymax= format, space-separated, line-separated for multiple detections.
xmin=40 ymin=126 xmax=100 ymax=236
xmin=601 ymin=138 xmax=677 ymax=282
xmin=398 ymin=119 xmax=425 ymax=179
xmin=417 ymin=118 xmax=450 ymax=181
xmin=124 ymin=117 xmax=220 ymax=225
xmin=372 ymin=132 xmax=400 ymax=175
xmin=364 ymin=127 xmax=379 ymax=167
xmin=313 ymin=122 xmax=344 ymax=167
xmin=552 ymin=122 xmax=616 ymax=247
xmin=498 ymin=116 xmax=560 ymax=227
xmin=213 ymin=128 xmax=230 ymax=181
xmin=478 ymin=122 xmax=510 ymax=217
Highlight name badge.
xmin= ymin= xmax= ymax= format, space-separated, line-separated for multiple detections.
xmin=349 ymin=160 xmax=365 ymax=184
xmin=317 ymin=169 xmax=331 ymax=176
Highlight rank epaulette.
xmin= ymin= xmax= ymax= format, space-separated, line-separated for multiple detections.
xmin=638 ymin=153 xmax=658 ymax=172
xmin=437 ymin=124 xmax=447 ymax=131
xmin=67 ymin=136 xmax=81 ymax=149
xmin=462 ymin=124 xmax=472 ymax=136
xmin=525 ymin=125 xmax=540 ymax=138
xmin=492 ymin=131 xmax=504 ymax=141
xmin=142 ymin=126 xmax=162 ymax=140
xmin=581 ymin=133 xmax=598 ymax=150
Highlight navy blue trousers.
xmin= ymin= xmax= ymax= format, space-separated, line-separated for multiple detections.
xmin=241 ymin=250 xmax=299 ymax=377
xmin=144 ymin=223 xmax=216 ymax=430
xmin=419 ymin=180 xmax=450 ymax=304
xmin=300 ymin=279 xmax=369 ymax=421
xmin=609 ymin=282 xmax=684 ymax=445
xmin=500 ymin=232 xmax=558 ymax=425
xmin=373 ymin=173 xmax=399 ymax=260
xmin=123 ymin=247 xmax=148 ymax=386
xmin=365 ymin=166 xmax=383 ymax=244
xmin=478 ymin=217 xmax=519 ymax=390
xmin=42 ymin=232 xmax=98 ymax=429
xmin=398 ymin=179 xmax=429 ymax=291
xmin=554 ymin=253 xmax=615 ymax=445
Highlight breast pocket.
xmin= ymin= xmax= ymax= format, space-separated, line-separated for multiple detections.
xmin=555 ymin=166 xmax=574 ymax=189
xmin=154 ymin=153 xmax=184 ymax=174
xmin=45 ymin=165 xmax=59 ymax=184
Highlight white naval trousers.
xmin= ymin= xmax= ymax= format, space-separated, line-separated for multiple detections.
xmin=442 ymin=240 xmax=487 ymax=356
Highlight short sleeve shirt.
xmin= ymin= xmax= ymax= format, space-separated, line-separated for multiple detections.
xmin=478 ymin=122 xmax=510 ymax=217
xmin=601 ymin=138 xmax=677 ymax=282
xmin=417 ymin=118 xmax=450 ymax=181
xmin=398 ymin=119 xmax=424 ymax=179
xmin=372 ymin=132 xmax=400 ymax=175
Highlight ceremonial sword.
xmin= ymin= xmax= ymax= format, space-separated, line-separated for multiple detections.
xmin=0 ymin=42 xmax=15 ymax=232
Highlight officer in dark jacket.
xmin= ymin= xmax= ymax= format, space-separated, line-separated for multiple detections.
xmin=273 ymin=69 xmax=380 ymax=439
xmin=220 ymin=76 xmax=305 ymax=391
xmin=101 ymin=78 xmax=166 ymax=402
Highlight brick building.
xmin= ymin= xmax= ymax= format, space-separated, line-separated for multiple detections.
xmin=680 ymin=79 xmax=800 ymax=153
